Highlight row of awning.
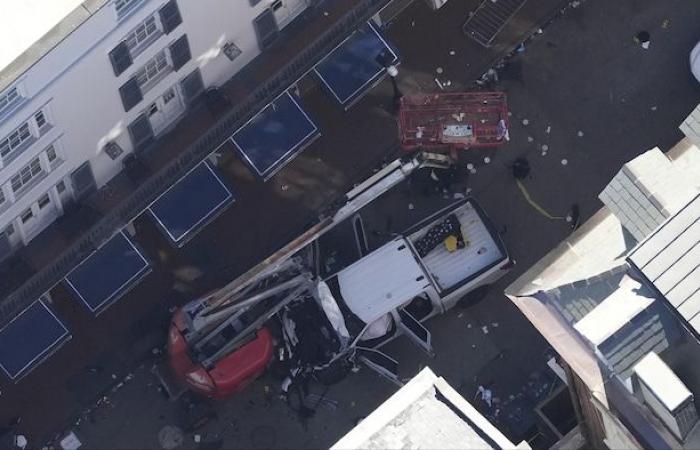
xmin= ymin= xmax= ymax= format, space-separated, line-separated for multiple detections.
xmin=0 ymin=22 xmax=399 ymax=382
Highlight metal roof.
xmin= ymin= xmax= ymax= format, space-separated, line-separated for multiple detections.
xmin=628 ymin=194 xmax=700 ymax=335
xmin=337 ymin=237 xmax=430 ymax=323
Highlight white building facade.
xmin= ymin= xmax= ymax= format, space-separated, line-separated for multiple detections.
xmin=0 ymin=0 xmax=310 ymax=257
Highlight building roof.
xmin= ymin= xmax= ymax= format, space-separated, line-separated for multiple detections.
xmin=628 ymin=194 xmax=700 ymax=335
xmin=574 ymin=276 xmax=655 ymax=347
xmin=332 ymin=367 xmax=527 ymax=450
xmin=599 ymin=148 xmax=698 ymax=243
xmin=0 ymin=0 xmax=108 ymax=93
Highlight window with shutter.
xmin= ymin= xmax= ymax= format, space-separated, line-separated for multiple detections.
xmin=180 ymin=69 xmax=205 ymax=105
xmin=119 ymin=77 xmax=142 ymax=112
xmin=169 ymin=35 xmax=191 ymax=71
xmin=109 ymin=41 xmax=133 ymax=76
xmin=128 ymin=113 xmax=154 ymax=151
xmin=70 ymin=162 xmax=97 ymax=201
xmin=253 ymin=9 xmax=279 ymax=50
xmin=159 ymin=0 xmax=182 ymax=34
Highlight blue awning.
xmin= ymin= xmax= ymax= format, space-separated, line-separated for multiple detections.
xmin=314 ymin=22 xmax=399 ymax=109
xmin=65 ymin=231 xmax=150 ymax=314
xmin=148 ymin=161 xmax=234 ymax=246
xmin=230 ymin=91 xmax=320 ymax=180
xmin=0 ymin=300 xmax=69 ymax=380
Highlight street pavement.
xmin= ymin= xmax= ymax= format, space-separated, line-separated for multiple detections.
xmin=6 ymin=0 xmax=700 ymax=448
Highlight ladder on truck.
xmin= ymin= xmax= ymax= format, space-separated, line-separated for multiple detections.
xmin=176 ymin=151 xmax=453 ymax=359
xmin=398 ymin=92 xmax=509 ymax=152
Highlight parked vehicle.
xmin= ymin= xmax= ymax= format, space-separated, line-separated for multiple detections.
xmin=168 ymin=153 xmax=511 ymax=397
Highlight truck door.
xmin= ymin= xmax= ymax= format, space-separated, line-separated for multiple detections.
xmin=355 ymin=347 xmax=403 ymax=387
xmin=397 ymin=308 xmax=435 ymax=357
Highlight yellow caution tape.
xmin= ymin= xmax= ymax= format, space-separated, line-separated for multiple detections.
xmin=516 ymin=179 xmax=565 ymax=220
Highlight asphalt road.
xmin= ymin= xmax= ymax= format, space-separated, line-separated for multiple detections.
xmin=14 ymin=0 xmax=700 ymax=448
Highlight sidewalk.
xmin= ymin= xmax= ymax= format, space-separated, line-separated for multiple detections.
xmin=0 ymin=0 xmax=574 ymax=446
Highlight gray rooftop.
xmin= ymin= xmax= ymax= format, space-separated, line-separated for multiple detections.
xmin=0 ymin=0 xmax=108 ymax=93
xmin=628 ymin=194 xmax=700 ymax=336
xmin=332 ymin=368 xmax=525 ymax=450
xmin=599 ymin=148 xmax=698 ymax=243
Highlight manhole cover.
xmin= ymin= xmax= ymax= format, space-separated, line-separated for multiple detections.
xmin=158 ymin=425 xmax=184 ymax=450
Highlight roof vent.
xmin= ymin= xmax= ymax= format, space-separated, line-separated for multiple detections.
xmin=633 ymin=352 xmax=698 ymax=441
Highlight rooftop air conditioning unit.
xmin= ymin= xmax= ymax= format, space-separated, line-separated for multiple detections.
xmin=633 ymin=352 xmax=698 ymax=441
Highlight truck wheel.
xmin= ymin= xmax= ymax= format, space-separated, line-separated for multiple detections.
xmin=457 ymin=284 xmax=492 ymax=309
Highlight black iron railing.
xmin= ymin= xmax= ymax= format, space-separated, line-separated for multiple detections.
xmin=0 ymin=0 xmax=393 ymax=327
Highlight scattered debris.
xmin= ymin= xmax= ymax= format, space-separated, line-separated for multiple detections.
xmin=411 ymin=20 xmax=415 ymax=27
xmin=577 ymin=130 xmax=584 ymax=137
xmin=545 ymin=125 xmax=551 ymax=134
xmin=436 ymin=67 xmax=444 ymax=74
xmin=457 ymin=312 xmax=464 ymax=318
xmin=570 ymin=0 xmax=581 ymax=7
xmin=515 ymin=43 xmax=526 ymax=53
xmin=541 ymin=151 xmax=548 ymax=157
xmin=492 ymin=322 xmax=499 ymax=328
xmin=661 ymin=19 xmax=670 ymax=29
xmin=561 ymin=158 xmax=568 ymax=165
xmin=472 ymin=344 xmax=477 ymax=348
xmin=449 ymin=50 xmax=456 ymax=55
xmin=466 ymin=163 xmax=476 ymax=174
xmin=527 ymin=136 xmax=534 ymax=142
xmin=482 ymin=325 xmax=489 ymax=334
xmin=467 ymin=323 xmax=472 ymax=328
xmin=651 ymin=105 xmax=658 ymax=111
xmin=465 ymin=187 xmax=472 ymax=195
xmin=194 ymin=434 xmax=202 ymax=443
xmin=434 ymin=78 xmax=444 ymax=90
xmin=281 ymin=184 xmax=289 ymax=191
xmin=507 ymin=111 xmax=512 ymax=117
xmin=323 ymin=11 xmax=329 ymax=16
xmin=453 ymin=192 xmax=465 ymax=200
xmin=475 ymin=385 xmax=493 ymax=407
xmin=635 ymin=31 xmax=651 ymax=49
xmin=59 ymin=432 xmax=82 ymax=450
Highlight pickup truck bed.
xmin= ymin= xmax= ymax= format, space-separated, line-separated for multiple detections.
xmin=407 ymin=200 xmax=505 ymax=292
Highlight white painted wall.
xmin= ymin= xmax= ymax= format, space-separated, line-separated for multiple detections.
xmin=0 ymin=0 xmax=309 ymax=246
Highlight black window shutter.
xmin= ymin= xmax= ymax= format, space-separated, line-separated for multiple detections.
xmin=159 ymin=0 xmax=182 ymax=34
xmin=71 ymin=162 xmax=97 ymax=201
xmin=128 ymin=113 xmax=154 ymax=151
xmin=109 ymin=41 xmax=132 ymax=76
xmin=180 ymin=69 xmax=205 ymax=104
xmin=253 ymin=9 xmax=279 ymax=50
xmin=169 ymin=35 xmax=191 ymax=71
xmin=119 ymin=77 xmax=142 ymax=112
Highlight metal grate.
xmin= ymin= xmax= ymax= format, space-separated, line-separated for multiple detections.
xmin=463 ymin=0 xmax=528 ymax=47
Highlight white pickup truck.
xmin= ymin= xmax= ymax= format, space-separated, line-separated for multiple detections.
xmin=283 ymin=197 xmax=512 ymax=385
xmin=169 ymin=155 xmax=511 ymax=396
